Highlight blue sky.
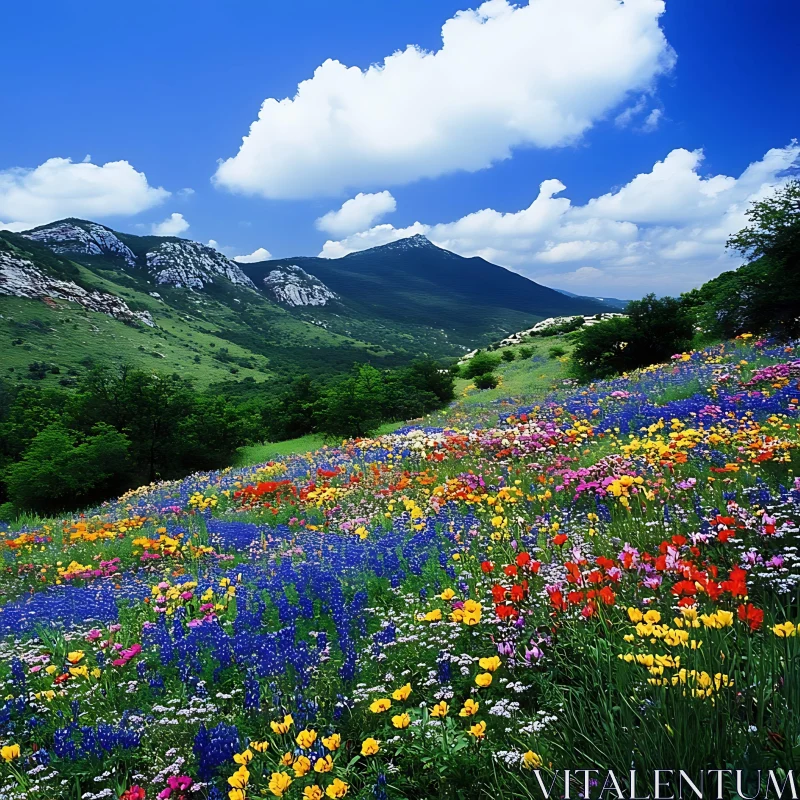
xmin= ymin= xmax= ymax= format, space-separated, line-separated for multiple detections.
xmin=1 ymin=0 xmax=798 ymax=297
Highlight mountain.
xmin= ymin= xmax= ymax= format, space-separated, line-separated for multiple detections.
xmin=240 ymin=234 xmax=610 ymax=348
xmin=554 ymin=288 xmax=630 ymax=310
xmin=1 ymin=221 xmax=613 ymax=391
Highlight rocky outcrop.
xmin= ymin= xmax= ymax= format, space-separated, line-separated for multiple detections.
xmin=24 ymin=221 xmax=137 ymax=267
xmin=262 ymin=265 xmax=338 ymax=307
xmin=0 ymin=250 xmax=155 ymax=327
xmin=145 ymin=241 xmax=255 ymax=290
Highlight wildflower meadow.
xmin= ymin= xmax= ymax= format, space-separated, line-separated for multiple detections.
xmin=1 ymin=336 xmax=799 ymax=799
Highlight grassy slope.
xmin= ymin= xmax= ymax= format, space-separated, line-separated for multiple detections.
xmin=234 ymin=337 xmax=574 ymax=466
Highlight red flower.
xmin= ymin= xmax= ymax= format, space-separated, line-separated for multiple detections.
xmin=548 ymin=589 xmax=566 ymax=611
xmin=480 ymin=561 xmax=494 ymax=573
xmin=516 ymin=552 xmax=531 ymax=568
xmin=496 ymin=604 xmax=518 ymax=620
xmin=553 ymin=534 xmax=568 ymax=547
xmin=122 ymin=787 xmax=147 ymax=800
xmin=503 ymin=564 xmax=518 ymax=577
xmin=491 ymin=585 xmax=507 ymax=603
xmin=737 ymin=603 xmax=764 ymax=632
xmin=510 ymin=584 xmax=527 ymax=603
xmin=598 ymin=585 xmax=616 ymax=606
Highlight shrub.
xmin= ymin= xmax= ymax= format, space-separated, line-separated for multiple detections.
xmin=501 ymin=349 xmax=516 ymax=362
xmin=473 ymin=372 xmax=499 ymax=390
xmin=517 ymin=346 xmax=533 ymax=359
xmin=548 ymin=345 xmax=567 ymax=359
xmin=463 ymin=351 xmax=501 ymax=379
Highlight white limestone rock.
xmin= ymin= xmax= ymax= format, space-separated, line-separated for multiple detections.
xmin=0 ymin=251 xmax=155 ymax=327
xmin=24 ymin=221 xmax=137 ymax=267
xmin=262 ymin=265 xmax=338 ymax=307
xmin=145 ymin=241 xmax=255 ymax=290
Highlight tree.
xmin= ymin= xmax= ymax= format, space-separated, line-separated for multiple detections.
xmin=571 ymin=295 xmax=694 ymax=381
xmin=501 ymin=350 xmax=516 ymax=362
xmin=316 ymin=364 xmax=386 ymax=439
xmin=463 ymin=351 xmax=501 ymax=379
xmin=5 ymin=423 xmax=131 ymax=513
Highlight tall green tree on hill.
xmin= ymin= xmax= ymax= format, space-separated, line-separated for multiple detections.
xmin=687 ymin=180 xmax=800 ymax=338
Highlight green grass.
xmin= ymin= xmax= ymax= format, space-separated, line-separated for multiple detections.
xmin=234 ymin=421 xmax=405 ymax=466
xmin=454 ymin=337 xmax=573 ymax=405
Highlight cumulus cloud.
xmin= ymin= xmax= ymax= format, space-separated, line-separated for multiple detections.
xmin=316 ymin=191 xmax=396 ymax=236
xmin=318 ymin=141 xmax=799 ymax=296
xmin=0 ymin=157 xmax=169 ymax=231
xmin=152 ymin=212 xmax=189 ymax=236
xmin=234 ymin=247 xmax=273 ymax=263
xmin=214 ymin=0 xmax=675 ymax=199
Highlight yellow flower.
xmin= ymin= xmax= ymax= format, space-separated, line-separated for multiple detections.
xmin=322 ymin=733 xmax=341 ymax=751
xmin=67 ymin=651 xmax=85 ymax=664
xmin=281 ymin=752 xmax=294 ymax=766
xmin=229 ymin=790 xmax=246 ymax=800
xmin=296 ymin=729 xmax=317 ymax=749
xmin=522 ymin=751 xmax=543 ymax=769
xmin=250 ymin=740 xmax=269 ymax=752
xmin=314 ymin=755 xmax=333 ymax=773
xmin=392 ymin=713 xmax=411 ymax=729
xmin=227 ymin=766 xmax=250 ymax=790
xmin=461 ymin=599 xmax=482 ymax=625
xmin=326 ymin=779 xmax=350 ymax=799
xmin=772 ymin=620 xmax=797 ymax=637
xmin=423 ymin=609 xmax=442 ymax=622
xmin=304 ymin=787 xmax=325 ymax=800
xmin=268 ymin=771 xmax=293 ymax=797
xmin=1 ymin=744 xmax=20 ymax=762
xmin=392 ymin=683 xmax=412 ymax=701
xmin=431 ymin=701 xmax=449 ymax=718
xmin=271 ymin=714 xmax=294 ymax=734
xmin=459 ymin=699 xmax=479 ymax=717
xmin=440 ymin=588 xmax=456 ymax=600
xmin=643 ymin=610 xmax=661 ymax=625
xmin=478 ymin=656 xmax=501 ymax=672
xmin=369 ymin=698 xmax=392 ymax=713
xmin=468 ymin=720 xmax=487 ymax=738
xmin=475 ymin=672 xmax=493 ymax=688
xmin=293 ymin=755 xmax=311 ymax=777
xmin=233 ymin=749 xmax=253 ymax=765
xmin=627 ymin=607 xmax=643 ymax=623
xmin=361 ymin=738 xmax=380 ymax=756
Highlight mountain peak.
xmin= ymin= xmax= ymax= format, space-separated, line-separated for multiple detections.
xmin=356 ymin=233 xmax=442 ymax=256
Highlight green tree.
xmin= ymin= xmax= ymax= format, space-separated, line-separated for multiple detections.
xmin=316 ymin=364 xmax=386 ymax=439
xmin=474 ymin=372 xmax=499 ymax=389
xmin=501 ymin=349 xmax=516 ymax=362
xmin=5 ymin=423 xmax=131 ymax=513
xmin=463 ymin=351 xmax=501 ymax=379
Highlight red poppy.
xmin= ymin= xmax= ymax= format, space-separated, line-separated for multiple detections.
xmin=491 ymin=585 xmax=507 ymax=603
xmin=516 ymin=552 xmax=531 ymax=568
xmin=480 ymin=561 xmax=494 ymax=573
xmin=503 ymin=564 xmax=518 ymax=578
xmin=553 ymin=533 xmax=568 ymax=547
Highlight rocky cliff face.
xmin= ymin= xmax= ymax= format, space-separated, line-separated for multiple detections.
xmin=262 ymin=265 xmax=338 ymax=307
xmin=23 ymin=221 xmax=137 ymax=267
xmin=145 ymin=241 xmax=255 ymax=290
xmin=0 ymin=250 xmax=155 ymax=327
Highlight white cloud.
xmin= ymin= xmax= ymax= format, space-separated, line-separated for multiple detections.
xmin=234 ymin=247 xmax=273 ymax=263
xmin=214 ymin=0 xmax=675 ymax=199
xmin=0 ymin=157 xmax=169 ymax=231
xmin=316 ymin=191 xmax=396 ymax=236
xmin=318 ymin=141 xmax=799 ymax=295
xmin=640 ymin=108 xmax=663 ymax=132
xmin=614 ymin=96 xmax=648 ymax=128
xmin=152 ymin=212 xmax=189 ymax=236
xmin=207 ymin=239 xmax=219 ymax=249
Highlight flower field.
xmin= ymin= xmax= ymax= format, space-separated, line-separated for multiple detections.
xmin=1 ymin=337 xmax=800 ymax=799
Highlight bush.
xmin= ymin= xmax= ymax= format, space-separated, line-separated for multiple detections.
xmin=473 ymin=372 xmax=499 ymax=390
xmin=571 ymin=295 xmax=694 ymax=380
xmin=517 ymin=347 xmax=533 ymax=359
xmin=463 ymin=351 xmax=501 ymax=379
xmin=548 ymin=345 xmax=567 ymax=359
xmin=500 ymin=349 xmax=516 ymax=362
